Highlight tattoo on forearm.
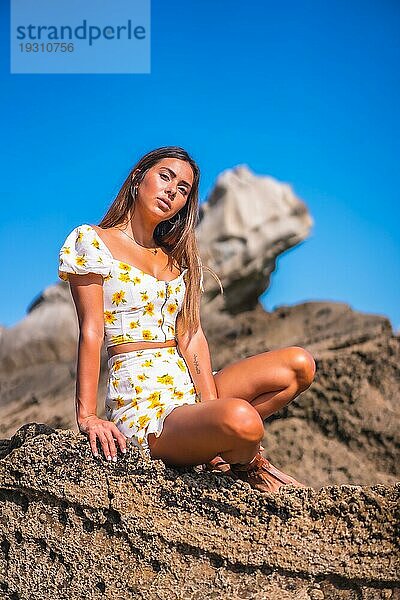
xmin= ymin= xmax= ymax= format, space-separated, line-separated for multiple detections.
xmin=193 ymin=353 xmax=201 ymax=374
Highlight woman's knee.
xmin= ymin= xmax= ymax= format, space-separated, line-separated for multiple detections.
xmin=217 ymin=397 xmax=264 ymax=443
xmin=288 ymin=346 xmax=316 ymax=391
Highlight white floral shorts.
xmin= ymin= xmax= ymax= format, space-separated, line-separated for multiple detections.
xmin=105 ymin=346 xmax=201 ymax=458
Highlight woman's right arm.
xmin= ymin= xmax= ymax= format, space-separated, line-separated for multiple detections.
xmin=68 ymin=272 xmax=127 ymax=461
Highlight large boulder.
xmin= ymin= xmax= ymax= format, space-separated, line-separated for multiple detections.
xmin=0 ymin=283 xmax=78 ymax=371
xmin=197 ymin=165 xmax=313 ymax=313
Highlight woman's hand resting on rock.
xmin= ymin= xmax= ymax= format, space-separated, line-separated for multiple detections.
xmin=78 ymin=415 xmax=127 ymax=462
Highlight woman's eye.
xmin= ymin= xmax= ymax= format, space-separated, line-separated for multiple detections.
xmin=160 ymin=172 xmax=188 ymax=195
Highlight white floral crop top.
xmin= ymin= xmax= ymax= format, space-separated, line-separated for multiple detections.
xmin=58 ymin=224 xmax=188 ymax=349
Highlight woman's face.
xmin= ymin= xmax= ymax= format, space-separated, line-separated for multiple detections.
xmin=135 ymin=158 xmax=194 ymax=222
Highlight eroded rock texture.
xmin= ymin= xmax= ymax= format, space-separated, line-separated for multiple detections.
xmin=203 ymin=301 xmax=400 ymax=490
xmin=0 ymin=424 xmax=399 ymax=600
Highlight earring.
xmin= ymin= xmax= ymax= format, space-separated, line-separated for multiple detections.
xmin=130 ymin=184 xmax=137 ymax=199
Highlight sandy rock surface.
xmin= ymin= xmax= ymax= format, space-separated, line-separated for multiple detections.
xmin=0 ymin=423 xmax=399 ymax=600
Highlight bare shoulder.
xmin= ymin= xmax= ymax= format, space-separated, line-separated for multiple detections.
xmin=89 ymin=223 xmax=116 ymax=244
xmin=89 ymin=224 xmax=125 ymax=256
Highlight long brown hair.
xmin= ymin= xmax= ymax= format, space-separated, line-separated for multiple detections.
xmin=98 ymin=146 xmax=222 ymax=343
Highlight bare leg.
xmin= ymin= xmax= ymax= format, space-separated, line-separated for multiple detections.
xmin=212 ymin=346 xmax=316 ymax=419
xmin=147 ymin=346 xmax=316 ymax=467
xmin=148 ymin=397 xmax=264 ymax=466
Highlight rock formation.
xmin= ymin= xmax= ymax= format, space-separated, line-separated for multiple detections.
xmin=0 ymin=423 xmax=398 ymax=599
xmin=0 ymin=283 xmax=78 ymax=370
xmin=205 ymin=301 xmax=399 ymax=490
xmin=196 ymin=165 xmax=313 ymax=313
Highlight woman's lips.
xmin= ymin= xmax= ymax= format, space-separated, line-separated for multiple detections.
xmin=157 ymin=197 xmax=171 ymax=210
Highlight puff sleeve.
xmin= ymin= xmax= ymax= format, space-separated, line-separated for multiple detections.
xmin=58 ymin=224 xmax=112 ymax=281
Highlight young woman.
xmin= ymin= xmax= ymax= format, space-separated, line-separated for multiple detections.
xmin=58 ymin=146 xmax=316 ymax=493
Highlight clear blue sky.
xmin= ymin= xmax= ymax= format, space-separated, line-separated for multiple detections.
xmin=1 ymin=0 xmax=399 ymax=331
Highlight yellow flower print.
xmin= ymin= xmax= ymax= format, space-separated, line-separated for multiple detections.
xmin=149 ymin=398 xmax=165 ymax=410
xmin=133 ymin=276 xmax=141 ymax=285
xmin=130 ymin=398 xmax=138 ymax=409
xmin=141 ymin=359 xmax=154 ymax=368
xmin=157 ymin=374 xmax=174 ymax=386
xmin=177 ymin=359 xmax=186 ymax=372
xmin=175 ymin=284 xmax=182 ymax=293
xmin=92 ymin=238 xmax=100 ymax=250
xmin=112 ymin=290 xmax=127 ymax=306
xmin=142 ymin=330 xmax=156 ymax=341
xmin=143 ymin=302 xmax=155 ymax=316
xmin=104 ymin=273 xmax=113 ymax=282
xmin=140 ymin=291 xmax=149 ymax=302
xmin=129 ymin=320 xmax=140 ymax=329
xmin=111 ymin=360 xmax=122 ymax=373
xmin=111 ymin=377 xmax=120 ymax=391
xmin=137 ymin=436 xmax=144 ymax=444
xmin=115 ymin=395 xmax=125 ymax=409
xmin=167 ymin=325 xmax=175 ymax=335
xmin=156 ymin=406 xmax=166 ymax=418
xmin=119 ymin=262 xmax=131 ymax=271
xmin=157 ymin=318 xmax=163 ymax=326
xmin=121 ymin=414 xmax=128 ymax=422
xmin=138 ymin=414 xmax=150 ymax=429
xmin=173 ymin=389 xmax=184 ymax=400
xmin=137 ymin=373 xmax=150 ymax=382
xmin=167 ymin=347 xmax=175 ymax=355
xmin=104 ymin=310 xmax=117 ymax=325
xmin=167 ymin=302 xmax=177 ymax=316
xmin=157 ymin=289 xmax=166 ymax=299
xmin=96 ymin=256 xmax=109 ymax=272
xmin=119 ymin=272 xmax=132 ymax=283
xmin=76 ymin=231 xmax=83 ymax=243
xmin=154 ymin=351 xmax=162 ymax=358
xmin=135 ymin=385 xmax=143 ymax=395
xmin=147 ymin=391 xmax=162 ymax=408
xmin=111 ymin=334 xmax=132 ymax=344
xmin=189 ymin=387 xmax=195 ymax=395
xmin=61 ymin=245 xmax=71 ymax=255
xmin=76 ymin=255 xmax=87 ymax=267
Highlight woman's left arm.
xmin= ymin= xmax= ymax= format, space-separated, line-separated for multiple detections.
xmin=175 ymin=314 xmax=218 ymax=403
